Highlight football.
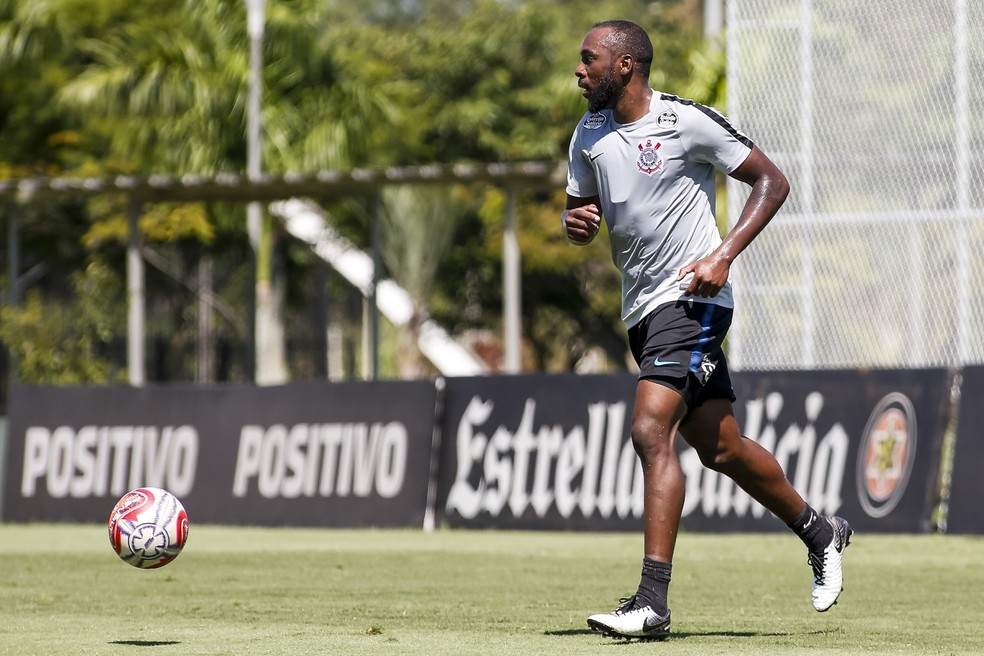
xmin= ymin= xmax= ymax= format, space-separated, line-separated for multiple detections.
xmin=107 ymin=487 xmax=189 ymax=569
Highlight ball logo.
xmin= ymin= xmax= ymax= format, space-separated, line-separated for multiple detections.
xmin=108 ymin=488 xmax=154 ymax=554
xmin=856 ymin=393 xmax=917 ymax=518
xmin=128 ymin=523 xmax=171 ymax=559
xmin=637 ymin=139 xmax=663 ymax=175
xmin=115 ymin=489 xmax=153 ymax=520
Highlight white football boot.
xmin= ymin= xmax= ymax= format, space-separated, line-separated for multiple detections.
xmin=809 ymin=516 xmax=853 ymax=612
xmin=586 ymin=596 xmax=670 ymax=641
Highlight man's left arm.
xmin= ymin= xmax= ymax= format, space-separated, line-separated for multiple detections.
xmin=678 ymin=146 xmax=790 ymax=298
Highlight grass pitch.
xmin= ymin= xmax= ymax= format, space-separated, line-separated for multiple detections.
xmin=1 ymin=524 xmax=982 ymax=656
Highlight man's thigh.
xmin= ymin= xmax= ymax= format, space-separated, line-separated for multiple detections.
xmin=678 ymin=397 xmax=743 ymax=455
xmin=631 ymin=378 xmax=690 ymax=450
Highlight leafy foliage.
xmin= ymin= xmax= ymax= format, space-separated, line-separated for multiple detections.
xmin=0 ymin=0 xmax=716 ymax=384
xmin=0 ymin=264 xmax=126 ymax=383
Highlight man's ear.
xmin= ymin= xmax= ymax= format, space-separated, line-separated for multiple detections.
xmin=618 ymin=54 xmax=634 ymax=76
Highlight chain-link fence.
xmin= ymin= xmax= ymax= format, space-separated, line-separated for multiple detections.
xmin=726 ymin=0 xmax=984 ymax=370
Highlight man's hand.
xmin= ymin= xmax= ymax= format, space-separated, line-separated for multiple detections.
xmin=564 ymin=204 xmax=602 ymax=244
xmin=678 ymin=252 xmax=731 ymax=298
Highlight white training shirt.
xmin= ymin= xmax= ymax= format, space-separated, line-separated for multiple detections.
xmin=566 ymin=91 xmax=753 ymax=328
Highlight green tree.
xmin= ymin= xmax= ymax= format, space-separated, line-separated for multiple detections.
xmin=378 ymin=185 xmax=473 ymax=377
xmin=0 ymin=263 xmax=126 ymax=383
xmin=0 ymin=0 xmax=712 ymax=383
xmin=2 ymin=0 xmax=410 ymax=384
xmin=387 ymin=0 xmax=704 ymax=370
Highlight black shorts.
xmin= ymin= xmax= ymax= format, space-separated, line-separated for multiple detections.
xmin=627 ymin=300 xmax=736 ymax=411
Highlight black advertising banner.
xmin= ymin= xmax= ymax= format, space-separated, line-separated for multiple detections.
xmin=436 ymin=374 xmax=642 ymax=531
xmin=696 ymin=368 xmax=950 ymax=533
xmin=3 ymin=381 xmax=437 ymax=527
xmin=436 ymin=370 xmax=951 ymax=533
xmin=3 ymin=369 xmax=950 ymax=532
xmin=946 ymin=366 xmax=984 ymax=534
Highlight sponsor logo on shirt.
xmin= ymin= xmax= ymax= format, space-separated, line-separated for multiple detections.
xmin=583 ymin=113 xmax=607 ymax=129
xmin=637 ymin=139 xmax=664 ymax=175
xmin=656 ymin=110 xmax=678 ymax=128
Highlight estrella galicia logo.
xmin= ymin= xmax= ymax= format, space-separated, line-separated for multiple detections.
xmin=583 ymin=113 xmax=607 ymax=130
xmin=856 ymin=392 xmax=917 ymax=519
xmin=636 ymin=139 xmax=663 ymax=175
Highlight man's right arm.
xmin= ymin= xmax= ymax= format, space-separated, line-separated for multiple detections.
xmin=563 ymin=194 xmax=602 ymax=245
xmin=565 ymin=122 xmax=603 ymax=245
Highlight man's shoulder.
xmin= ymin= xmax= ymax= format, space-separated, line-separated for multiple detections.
xmin=651 ymin=92 xmax=751 ymax=146
xmin=651 ymin=92 xmax=724 ymax=122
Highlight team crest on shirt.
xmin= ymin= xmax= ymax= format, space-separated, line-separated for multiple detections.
xmin=636 ymin=139 xmax=664 ymax=175
xmin=583 ymin=113 xmax=607 ymax=129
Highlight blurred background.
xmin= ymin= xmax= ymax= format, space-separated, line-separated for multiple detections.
xmin=1 ymin=0 xmax=982 ymax=407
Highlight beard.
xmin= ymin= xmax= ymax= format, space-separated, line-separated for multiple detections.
xmin=585 ymin=67 xmax=623 ymax=113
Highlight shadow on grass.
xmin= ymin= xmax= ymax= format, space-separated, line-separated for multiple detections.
xmin=108 ymin=640 xmax=181 ymax=647
xmin=545 ymin=628 xmax=834 ymax=639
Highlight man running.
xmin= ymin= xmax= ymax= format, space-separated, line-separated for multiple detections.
xmin=563 ymin=19 xmax=851 ymax=641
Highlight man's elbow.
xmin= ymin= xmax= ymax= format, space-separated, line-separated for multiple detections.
xmin=771 ymin=171 xmax=791 ymax=206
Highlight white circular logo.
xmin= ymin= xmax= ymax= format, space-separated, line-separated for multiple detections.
xmin=583 ymin=113 xmax=607 ymax=130
xmin=656 ymin=110 xmax=678 ymax=128
xmin=856 ymin=392 xmax=917 ymax=518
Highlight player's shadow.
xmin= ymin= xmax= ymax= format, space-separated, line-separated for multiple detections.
xmin=109 ymin=640 xmax=181 ymax=647
xmin=545 ymin=628 xmax=832 ymax=639
xmin=657 ymin=629 xmax=832 ymax=639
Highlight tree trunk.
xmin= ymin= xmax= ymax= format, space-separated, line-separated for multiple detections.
xmin=196 ymin=252 xmax=215 ymax=383
xmin=255 ymin=278 xmax=288 ymax=385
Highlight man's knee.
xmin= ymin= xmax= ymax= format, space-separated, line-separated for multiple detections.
xmin=631 ymin=379 xmax=689 ymax=464
xmin=630 ymin=414 xmax=676 ymax=463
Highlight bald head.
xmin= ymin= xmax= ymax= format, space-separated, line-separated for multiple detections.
xmin=591 ymin=20 xmax=654 ymax=79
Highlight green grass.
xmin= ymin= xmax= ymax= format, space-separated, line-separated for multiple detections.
xmin=1 ymin=525 xmax=982 ymax=655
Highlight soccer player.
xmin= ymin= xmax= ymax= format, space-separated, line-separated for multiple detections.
xmin=563 ymin=20 xmax=851 ymax=641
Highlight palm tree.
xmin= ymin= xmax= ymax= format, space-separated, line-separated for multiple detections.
xmin=5 ymin=0 xmax=404 ymax=383
xmin=378 ymin=185 xmax=472 ymax=377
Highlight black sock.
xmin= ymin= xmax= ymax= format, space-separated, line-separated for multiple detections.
xmin=787 ymin=503 xmax=832 ymax=553
xmin=634 ymin=558 xmax=671 ymax=615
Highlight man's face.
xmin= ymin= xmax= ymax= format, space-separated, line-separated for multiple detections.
xmin=576 ymin=28 xmax=623 ymax=113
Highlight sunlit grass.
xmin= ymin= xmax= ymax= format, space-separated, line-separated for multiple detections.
xmin=1 ymin=524 xmax=982 ymax=655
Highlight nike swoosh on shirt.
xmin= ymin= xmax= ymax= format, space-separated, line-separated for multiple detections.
xmin=588 ymin=152 xmax=603 ymax=161
xmin=652 ymin=357 xmax=679 ymax=367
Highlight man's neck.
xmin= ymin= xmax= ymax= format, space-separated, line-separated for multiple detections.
xmin=613 ymin=86 xmax=653 ymax=124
